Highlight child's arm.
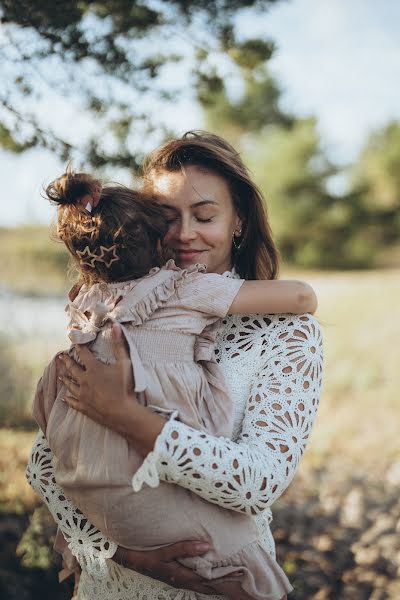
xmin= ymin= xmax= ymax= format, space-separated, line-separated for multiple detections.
xmin=229 ymin=280 xmax=318 ymax=315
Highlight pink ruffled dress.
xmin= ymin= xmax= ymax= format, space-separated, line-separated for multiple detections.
xmin=33 ymin=260 xmax=292 ymax=600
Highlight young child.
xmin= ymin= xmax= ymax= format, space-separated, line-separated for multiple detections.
xmin=33 ymin=168 xmax=317 ymax=600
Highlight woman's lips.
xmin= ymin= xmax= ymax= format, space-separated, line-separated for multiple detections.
xmin=175 ymin=250 xmax=204 ymax=261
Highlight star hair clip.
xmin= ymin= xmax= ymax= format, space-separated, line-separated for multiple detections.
xmin=76 ymin=244 xmax=119 ymax=268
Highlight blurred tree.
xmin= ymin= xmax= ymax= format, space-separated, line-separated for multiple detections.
xmin=201 ymin=65 xmax=380 ymax=269
xmin=352 ymin=121 xmax=400 ymax=247
xmin=244 ymin=119 xmax=379 ymax=268
xmin=0 ymin=0 xmax=280 ymax=170
xmin=199 ymin=37 xmax=293 ymax=147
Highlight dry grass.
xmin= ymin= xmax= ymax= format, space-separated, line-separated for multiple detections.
xmin=0 ymin=225 xmax=69 ymax=296
xmin=291 ymin=268 xmax=400 ymax=474
xmin=0 ymin=429 xmax=37 ymax=513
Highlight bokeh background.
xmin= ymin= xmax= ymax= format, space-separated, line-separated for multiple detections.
xmin=0 ymin=1 xmax=399 ymax=598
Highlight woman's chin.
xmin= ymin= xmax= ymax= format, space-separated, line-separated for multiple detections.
xmin=175 ymin=251 xmax=208 ymax=269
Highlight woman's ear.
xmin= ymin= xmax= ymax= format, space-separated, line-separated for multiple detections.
xmin=234 ymin=214 xmax=243 ymax=236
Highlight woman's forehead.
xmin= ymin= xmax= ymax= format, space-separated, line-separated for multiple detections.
xmin=151 ymin=166 xmax=232 ymax=207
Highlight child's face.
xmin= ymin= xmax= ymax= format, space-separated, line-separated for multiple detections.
xmin=151 ymin=166 xmax=242 ymax=274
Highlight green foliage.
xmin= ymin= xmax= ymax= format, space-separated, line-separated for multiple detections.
xmin=201 ymin=61 xmax=399 ymax=269
xmin=201 ymin=45 xmax=294 ymax=140
xmin=354 ymin=122 xmax=400 ymax=210
xmin=352 ymin=121 xmax=400 ymax=247
xmin=0 ymin=123 xmax=34 ymax=153
xmin=16 ymin=506 xmax=55 ymax=569
xmin=0 ymin=0 xmax=279 ymax=170
xmin=228 ymin=39 xmax=276 ymax=69
xmin=244 ymin=120 xmax=379 ymax=268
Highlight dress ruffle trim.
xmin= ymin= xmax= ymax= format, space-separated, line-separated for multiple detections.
xmin=115 ymin=260 xmax=206 ymax=327
xmin=183 ymin=539 xmax=293 ymax=600
xmin=66 ymin=259 xmax=207 ymax=332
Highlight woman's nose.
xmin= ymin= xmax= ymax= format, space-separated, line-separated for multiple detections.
xmin=176 ymin=219 xmax=197 ymax=242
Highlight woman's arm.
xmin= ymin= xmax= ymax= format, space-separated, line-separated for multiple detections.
xmin=229 ymin=280 xmax=318 ymax=315
xmin=26 ymin=431 xmax=217 ymax=593
xmin=131 ymin=314 xmax=323 ymax=514
xmin=26 ymin=430 xmax=117 ymax=575
xmin=61 ymin=315 xmax=322 ymax=516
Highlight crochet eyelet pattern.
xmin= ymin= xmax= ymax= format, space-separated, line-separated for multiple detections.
xmin=27 ymin=310 xmax=323 ymax=599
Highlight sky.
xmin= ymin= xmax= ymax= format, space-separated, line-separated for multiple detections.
xmin=1 ymin=0 xmax=399 ymax=226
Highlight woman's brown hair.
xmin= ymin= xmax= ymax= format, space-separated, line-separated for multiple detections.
xmin=142 ymin=130 xmax=279 ymax=280
xmin=46 ymin=167 xmax=168 ymax=286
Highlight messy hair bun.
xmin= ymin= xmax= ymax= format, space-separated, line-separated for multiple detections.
xmin=45 ymin=166 xmax=169 ymax=286
xmin=46 ymin=165 xmax=101 ymax=207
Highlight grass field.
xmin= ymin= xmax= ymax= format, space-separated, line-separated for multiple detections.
xmin=0 ymin=225 xmax=69 ymax=296
xmin=1 ymin=267 xmax=399 ymax=599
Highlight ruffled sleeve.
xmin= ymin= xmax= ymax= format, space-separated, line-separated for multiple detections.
xmin=67 ymin=260 xmax=211 ymax=330
xmin=176 ymin=271 xmax=245 ymax=318
xmin=66 ymin=261 xmax=214 ymax=394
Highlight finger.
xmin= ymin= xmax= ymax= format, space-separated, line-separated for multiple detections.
xmin=162 ymin=564 xmax=214 ymax=594
xmin=58 ymin=353 xmax=85 ymax=381
xmin=73 ymin=344 xmax=98 ymax=371
xmin=160 ymin=541 xmax=211 ymax=561
xmin=59 ymin=375 xmax=80 ymax=396
xmin=63 ymin=396 xmax=81 ymax=411
xmin=111 ymin=324 xmax=130 ymax=362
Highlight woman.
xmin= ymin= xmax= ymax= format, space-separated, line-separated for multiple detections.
xmin=27 ymin=131 xmax=323 ymax=599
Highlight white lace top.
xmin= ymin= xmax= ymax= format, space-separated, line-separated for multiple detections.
xmin=27 ymin=292 xmax=323 ymax=600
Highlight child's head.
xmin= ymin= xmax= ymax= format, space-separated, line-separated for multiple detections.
xmin=46 ymin=167 xmax=168 ymax=285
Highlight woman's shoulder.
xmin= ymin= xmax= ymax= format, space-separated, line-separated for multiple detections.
xmin=222 ymin=312 xmax=320 ymax=333
xmin=267 ymin=312 xmax=321 ymax=331
xmin=219 ymin=312 xmax=322 ymax=358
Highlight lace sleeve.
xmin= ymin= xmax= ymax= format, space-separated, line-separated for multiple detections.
xmin=132 ymin=314 xmax=323 ymax=516
xmin=26 ymin=430 xmax=117 ymax=576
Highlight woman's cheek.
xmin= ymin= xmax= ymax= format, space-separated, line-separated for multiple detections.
xmin=204 ymin=222 xmax=232 ymax=249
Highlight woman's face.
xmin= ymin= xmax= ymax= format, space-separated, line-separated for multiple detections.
xmin=151 ymin=166 xmax=242 ymax=274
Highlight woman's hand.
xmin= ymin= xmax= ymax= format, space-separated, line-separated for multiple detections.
xmin=113 ymin=542 xmax=243 ymax=594
xmin=58 ymin=324 xmax=134 ymax=428
xmin=58 ymin=324 xmax=167 ymax=456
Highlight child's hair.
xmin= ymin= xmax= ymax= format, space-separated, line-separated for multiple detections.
xmin=45 ymin=167 xmax=169 ymax=285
